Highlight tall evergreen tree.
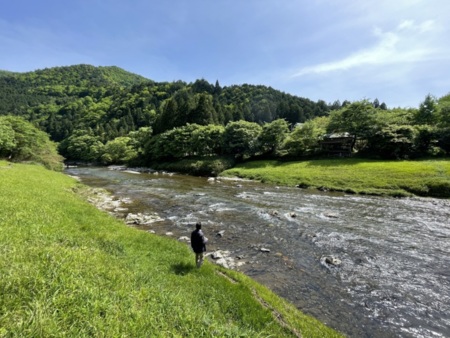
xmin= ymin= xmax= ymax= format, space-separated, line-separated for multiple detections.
xmin=189 ymin=94 xmax=215 ymax=125
xmin=415 ymin=94 xmax=438 ymax=125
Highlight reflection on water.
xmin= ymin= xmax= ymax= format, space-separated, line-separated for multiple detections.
xmin=67 ymin=167 xmax=450 ymax=338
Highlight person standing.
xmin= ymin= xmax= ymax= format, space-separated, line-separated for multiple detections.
xmin=191 ymin=222 xmax=207 ymax=268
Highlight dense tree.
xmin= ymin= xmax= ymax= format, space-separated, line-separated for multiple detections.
xmin=415 ymin=94 xmax=438 ymax=125
xmin=438 ymin=104 xmax=450 ymax=128
xmin=60 ymin=133 xmax=104 ymax=162
xmin=0 ymin=120 xmax=17 ymax=155
xmin=214 ymin=80 xmax=222 ymax=96
xmin=373 ymin=98 xmax=380 ymax=108
xmin=1 ymin=64 xmax=449 ymax=163
xmin=145 ymin=124 xmax=200 ymax=160
xmin=281 ymin=118 xmax=327 ymax=157
xmin=374 ymin=108 xmax=415 ymax=127
xmin=128 ymin=126 xmax=152 ymax=157
xmin=259 ymin=119 xmax=290 ymax=155
xmin=366 ymin=125 xmax=417 ymax=159
xmin=191 ymin=79 xmax=215 ymax=94
xmin=329 ymin=100 xmax=341 ymax=111
xmin=223 ymin=121 xmax=262 ymax=159
xmin=101 ymin=137 xmax=138 ymax=164
xmin=189 ymin=94 xmax=216 ymax=125
xmin=191 ymin=124 xmax=225 ymax=156
xmin=277 ymin=101 xmax=304 ymax=125
xmin=414 ymin=125 xmax=438 ymax=156
xmin=0 ymin=116 xmax=63 ymax=170
xmin=437 ymin=128 xmax=450 ymax=154
xmin=327 ymin=100 xmax=378 ymax=151
xmin=173 ymin=89 xmax=195 ymax=126
xmin=153 ymin=98 xmax=179 ymax=134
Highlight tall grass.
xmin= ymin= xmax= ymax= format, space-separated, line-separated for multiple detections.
xmin=0 ymin=161 xmax=342 ymax=337
xmin=222 ymin=158 xmax=450 ymax=197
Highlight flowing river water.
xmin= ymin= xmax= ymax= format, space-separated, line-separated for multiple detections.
xmin=66 ymin=167 xmax=450 ymax=338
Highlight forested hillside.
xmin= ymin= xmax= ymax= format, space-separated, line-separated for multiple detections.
xmin=0 ymin=65 xmax=332 ymax=137
xmin=0 ymin=65 xmax=333 ymax=160
xmin=0 ymin=64 xmax=449 ymax=169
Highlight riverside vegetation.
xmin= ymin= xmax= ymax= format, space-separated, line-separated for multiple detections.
xmin=1 ymin=65 xmax=450 ymax=169
xmin=140 ymin=155 xmax=450 ymax=198
xmin=0 ymin=161 xmax=343 ymax=337
xmin=1 ymin=65 xmax=450 ymax=198
xmin=221 ymin=158 xmax=450 ymax=198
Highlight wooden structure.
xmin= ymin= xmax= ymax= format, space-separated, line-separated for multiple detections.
xmin=321 ymin=132 xmax=356 ymax=157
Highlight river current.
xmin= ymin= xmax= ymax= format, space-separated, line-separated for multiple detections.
xmin=66 ymin=167 xmax=450 ymax=338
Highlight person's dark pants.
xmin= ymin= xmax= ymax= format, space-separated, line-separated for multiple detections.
xmin=195 ymin=252 xmax=204 ymax=268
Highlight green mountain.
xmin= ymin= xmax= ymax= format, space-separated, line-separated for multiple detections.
xmin=0 ymin=64 xmax=332 ymax=142
xmin=0 ymin=70 xmax=18 ymax=77
xmin=0 ymin=64 xmax=148 ymax=116
xmin=2 ymin=64 xmax=148 ymax=87
xmin=1 ymin=64 xmax=448 ymax=166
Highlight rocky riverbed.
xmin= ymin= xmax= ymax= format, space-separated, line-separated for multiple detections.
xmin=79 ymin=184 xmax=251 ymax=270
xmin=68 ymin=166 xmax=450 ymax=338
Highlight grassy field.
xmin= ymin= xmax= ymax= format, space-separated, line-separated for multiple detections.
xmin=0 ymin=160 xmax=342 ymax=337
xmin=221 ymin=158 xmax=450 ymax=197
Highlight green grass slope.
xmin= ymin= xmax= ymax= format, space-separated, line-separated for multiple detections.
xmin=222 ymin=158 xmax=450 ymax=198
xmin=0 ymin=161 xmax=342 ymax=337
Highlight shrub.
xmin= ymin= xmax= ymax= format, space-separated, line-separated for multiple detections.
xmin=0 ymin=116 xmax=64 ymax=170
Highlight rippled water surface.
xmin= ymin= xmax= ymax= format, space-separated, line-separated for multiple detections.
xmin=66 ymin=167 xmax=450 ymax=338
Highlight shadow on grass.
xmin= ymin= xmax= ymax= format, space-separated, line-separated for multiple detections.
xmin=171 ymin=262 xmax=196 ymax=275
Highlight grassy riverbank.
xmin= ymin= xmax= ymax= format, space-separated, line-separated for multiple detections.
xmin=0 ymin=160 xmax=342 ymax=337
xmin=221 ymin=158 xmax=450 ymax=198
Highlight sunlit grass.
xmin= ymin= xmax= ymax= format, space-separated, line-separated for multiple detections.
xmin=222 ymin=158 xmax=450 ymax=197
xmin=0 ymin=161 xmax=342 ymax=337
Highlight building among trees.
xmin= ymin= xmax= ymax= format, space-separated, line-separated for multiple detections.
xmin=321 ymin=132 xmax=356 ymax=157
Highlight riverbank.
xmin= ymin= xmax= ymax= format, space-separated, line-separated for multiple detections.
xmin=0 ymin=161 xmax=342 ymax=337
xmin=64 ymin=165 xmax=450 ymax=338
xmin=220 ymin=158 xmax=450 ymax=198
xmin=68 ymin=156 xmax=450 ymax=198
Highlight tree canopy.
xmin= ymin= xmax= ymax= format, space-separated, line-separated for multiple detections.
xmin=0 ymin=64 xmax=448 ymax=166
xmin=0 ymin=116 xmax=63 ymax=170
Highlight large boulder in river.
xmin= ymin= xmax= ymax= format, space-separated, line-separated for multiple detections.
xmin=321 ymin=255 xmax=342 ymax=267
xmin=125 ymin=212 xmax=164 ymax=225
xmin=209 ymin=250 xmax=244 ymax=270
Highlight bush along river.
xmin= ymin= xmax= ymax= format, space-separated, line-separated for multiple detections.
xmin=66 ymin=166 xmax=450 ymax=338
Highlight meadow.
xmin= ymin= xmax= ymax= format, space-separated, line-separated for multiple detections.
xmin=0 ymin=161 xmax=342 ymax=337
xmin=222 ymin=158 xmax=450 ymax=197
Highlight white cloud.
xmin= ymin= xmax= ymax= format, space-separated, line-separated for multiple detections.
xmin=292 ymin=20 xmax=439 ymax=77
xmin=398 ymin=20 xmax=414 ymax=30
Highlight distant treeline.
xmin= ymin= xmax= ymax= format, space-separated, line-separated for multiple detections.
xmin=1 ymin=64 xmax=449 ymax=169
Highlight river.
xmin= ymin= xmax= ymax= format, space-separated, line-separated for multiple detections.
xmin=65 ymin=166 xmax=450 ymax=338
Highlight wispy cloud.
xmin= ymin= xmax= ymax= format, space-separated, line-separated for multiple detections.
xmin=292 ymin=20 xmax=439 ymax=77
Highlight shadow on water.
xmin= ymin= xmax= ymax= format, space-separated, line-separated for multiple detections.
xmin=171 ymin=262 xmax=196 ymax=275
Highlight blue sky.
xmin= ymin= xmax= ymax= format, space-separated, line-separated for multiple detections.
xmin=1 ymin=0 xmax=449 ymax=108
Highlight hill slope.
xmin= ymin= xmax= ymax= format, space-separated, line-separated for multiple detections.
xmin=0 ymin=64 xmax=148 ymax=116
xmin=0 ymin=64 xmax=332 ymax=145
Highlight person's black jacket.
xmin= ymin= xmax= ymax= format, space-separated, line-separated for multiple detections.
xmin=191 ymin=229 xmax=206 ymax=253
